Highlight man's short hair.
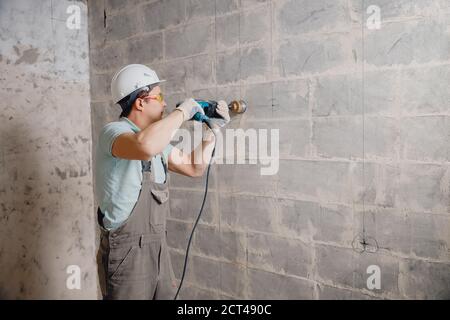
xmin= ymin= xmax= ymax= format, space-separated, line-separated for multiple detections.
xmin=118 ymin=86 xmax=153 ymax=118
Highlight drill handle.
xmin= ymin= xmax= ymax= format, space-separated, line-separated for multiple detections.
xmin=192 ymin=112 xmax=209 ymax=123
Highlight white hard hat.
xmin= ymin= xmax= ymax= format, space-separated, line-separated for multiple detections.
xmin=111 ymin=64 xmax=166 ymax=104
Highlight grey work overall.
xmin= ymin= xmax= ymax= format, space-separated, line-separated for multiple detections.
xmin=97 ymin=155 xmax=177 ymax=300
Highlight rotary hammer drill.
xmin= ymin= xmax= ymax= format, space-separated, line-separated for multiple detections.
xmin=176 ymin=99 xmax=247 ymax=124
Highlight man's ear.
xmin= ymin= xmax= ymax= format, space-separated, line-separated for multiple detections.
xmin=134 ymin=98 xmax=144 ymax=112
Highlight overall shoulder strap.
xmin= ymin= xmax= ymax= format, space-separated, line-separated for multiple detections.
xmin=141 ymin=160 xmax=151 ymax=172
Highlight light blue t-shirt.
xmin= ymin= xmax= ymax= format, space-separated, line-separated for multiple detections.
xmin=95 ymin=117 xmax=173 ymax=230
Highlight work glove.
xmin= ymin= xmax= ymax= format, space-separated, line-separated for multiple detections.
xmin=206 ymin=100 xmax=230 ymax=130
xmin=203 ymin=100 xmax=230 ymax=141
xmin=176 ymin=98 xmax=205 ymax=121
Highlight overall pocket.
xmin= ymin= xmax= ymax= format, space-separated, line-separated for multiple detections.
xmin=108 ymin=245 xmax=135 ymax=280
xmin=150 ymin=187 xmax=169 ymax=231
xmin=150 ymin=188 xmax=169 ymax=205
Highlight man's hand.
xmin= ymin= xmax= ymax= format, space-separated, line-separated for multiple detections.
xmin=203 ymin=100 xmax=230 ymax=140
xmin=216 ymin=100 xmax=231 ymax=121
xmin=208 ymin=100 xmax=230 ymax=129
xmin=168 ymin=100 xmax=230 ymax=177
xmin=176 ymin=98 xmax=204 ymax=121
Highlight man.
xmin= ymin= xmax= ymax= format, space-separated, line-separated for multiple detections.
xmin=95 ymin=64 xmax=230 ymax=299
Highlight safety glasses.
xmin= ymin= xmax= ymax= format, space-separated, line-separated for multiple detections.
xmin=142 ymin=93 xmax=164 ymax=103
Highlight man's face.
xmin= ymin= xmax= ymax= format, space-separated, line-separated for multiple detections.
xmin=137 ymin=85 xmax=166 ymax=123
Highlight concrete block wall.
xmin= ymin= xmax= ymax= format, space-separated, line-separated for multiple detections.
xmin=0 ymin=0 xmax=97 ymax=298
xmin=88 ymin=0 xmax=450 ymax=299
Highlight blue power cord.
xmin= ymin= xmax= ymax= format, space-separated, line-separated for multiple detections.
xmin=174 ymin=127 xmax=216 ymax=300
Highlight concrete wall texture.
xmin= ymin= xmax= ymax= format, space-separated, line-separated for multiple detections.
xmin=0 ymin=0 xmax=97 ymax=298
xmin=87 ymin=0 xmax=450 ymax=299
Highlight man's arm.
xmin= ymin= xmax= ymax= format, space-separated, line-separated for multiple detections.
xmin=112 ymin=98 xmax=203 ymax=160
xmin=112 ymin=110 xmax=184 ymax=160
xmin=167 ymin=128 xmax=216 ymax=177
xmin=168 ymin=100 xmax=230 ymax=177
